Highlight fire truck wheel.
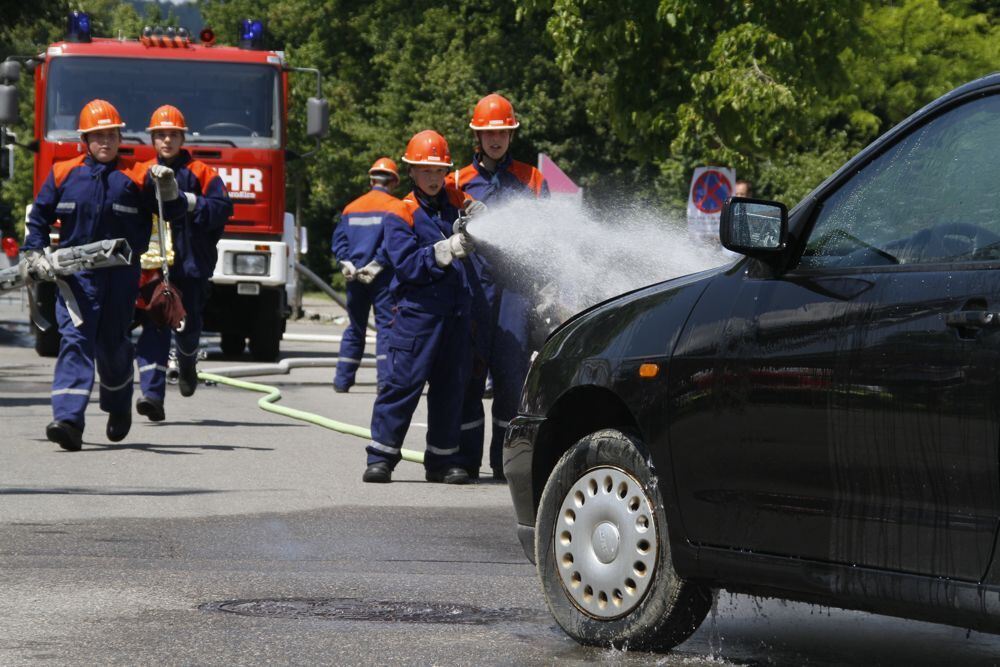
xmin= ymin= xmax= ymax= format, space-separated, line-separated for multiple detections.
xmin=220 ymin=333 xmax=246 ymax=358
xmin=249 ymin=319 xmax=281 ymax=362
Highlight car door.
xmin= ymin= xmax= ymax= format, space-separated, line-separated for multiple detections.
xmin=671 ymin=92 xmax=1000 ymax=582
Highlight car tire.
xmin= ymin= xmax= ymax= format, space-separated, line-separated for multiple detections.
xmin=220 ymin=333 xmax=246 ymax=358
xmin=535 ymin=428 xmax=711 ymax=652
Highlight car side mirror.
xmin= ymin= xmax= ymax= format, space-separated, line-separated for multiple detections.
xmin=720 ymin=197 xmax=788 ymax=257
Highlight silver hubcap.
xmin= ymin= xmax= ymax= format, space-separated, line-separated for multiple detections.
xmin=554 ymin=466 xmax=658 ymax=619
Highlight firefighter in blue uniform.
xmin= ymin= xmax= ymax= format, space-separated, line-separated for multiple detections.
xmin=331 ymin=158 xmax=399 ymax=393
xmin=454 ymin=93 xmax=549 ymax=481
xmin=21 ymin=99 xmax=186 ymax=450
xmin=363 ymin=130 xmax=476 ymax=485
xmin=134 ymin=105 xmax=233 ymax=420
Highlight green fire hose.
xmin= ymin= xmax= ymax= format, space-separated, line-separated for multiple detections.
xmin=198 ymin=371 xmax=424 ymax=464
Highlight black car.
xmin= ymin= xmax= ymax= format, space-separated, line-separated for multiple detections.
xmin=504 ymin=74 xmax=1000 ymax=651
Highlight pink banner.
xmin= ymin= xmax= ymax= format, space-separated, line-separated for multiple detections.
xmin=538 ymin=153 xmax=581 ymax=194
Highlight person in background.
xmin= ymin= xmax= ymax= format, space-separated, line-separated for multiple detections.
xmin=134 ymin=105 xmax=233 ymax=420
xmin=363 ymin=130 xmax=476 ymax=485
xmin=21 ymin=99 xmax=185 ymax=450
xmin=734 ymin=180 xmax=752 ymax=199
xmin=330 ymin=158 xmax=399 ymax=393
xmin=454 ymin=93 xmax=548 ymax=482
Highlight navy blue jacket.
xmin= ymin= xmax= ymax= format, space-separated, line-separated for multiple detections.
xmin=332 ymin=185 xmax=395 ymax=268
xmin=453 ymin=153 xmax=549 ymax=298
xmin=137 ymin=150 xmax=233 ymax=280
xmin=24 ymin=154 xmax=183 ymax=260
xmin=384 ymin=189 xmax=472 ymax=316
xmin=454 ymin=153 xmax=549 ymax=205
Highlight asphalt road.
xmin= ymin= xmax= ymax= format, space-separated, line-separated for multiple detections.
xmin=2 ymin=292 xmax=999 ymax=665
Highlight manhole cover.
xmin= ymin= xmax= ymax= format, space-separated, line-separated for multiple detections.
xmin=201 ymin=598 xmax=542 ymax=625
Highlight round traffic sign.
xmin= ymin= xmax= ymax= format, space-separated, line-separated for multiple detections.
xmin=692 ymin=170 xmax=732 ymax=214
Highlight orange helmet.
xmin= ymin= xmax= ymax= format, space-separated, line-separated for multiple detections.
xmin=369 ymin=157 xmax=399 ymax=179
xmin=469 ymin=93 xmax=520 ymax=130
xmin=146 ymin=105 xmax=188 ymax=132
xmin=401 ymin=130 xmax=453 ymax=167
xmin=77 ymin=99 xmax=125 ymax=134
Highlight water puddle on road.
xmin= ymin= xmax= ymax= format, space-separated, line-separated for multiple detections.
xmin=200 ymin=597 xmax=745 ymax=665
xmin=201 ymin=597 xmax=546 ymax=625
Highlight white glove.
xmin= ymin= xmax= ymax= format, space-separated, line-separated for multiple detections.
xmin=150 ymin=164 xmax=179 ymax=201
xmin=448 ymin=232 xmax=473 ymax=258
xmin=433 ymin=234 xmax=473 ymax=267
xmin=340 ymin=260 xmax=358 ymax=281
xmin=464 ymin=199 xmax=488 ymax=219
xmin=433 ymin=239 xmax=454 ymax=267
xmin=356 ymin=261 xmax=383 ymax=284
xmin=184 ymin=192 xmax=197 ymax=212
xmin=20 ymin=249 xmax=56 ymax=281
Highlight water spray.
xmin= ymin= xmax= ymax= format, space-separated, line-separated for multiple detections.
xmin=463 ymin=198 xmax=734 ymax=340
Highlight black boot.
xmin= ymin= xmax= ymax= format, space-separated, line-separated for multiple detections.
xmin=136 ymin=396 xmax=165 ymax=422
xmin=106 ymin=412 xmax=132 ymax=443
xmin=178 ymin=359 xmax=198 ymax=397
xmin=426 ymin=467 xmax=471 ymax=485
xmin=46 ymin=421 xmax=83 ymax=452
xmin=362 ymin=462 xmax=392 ymax=483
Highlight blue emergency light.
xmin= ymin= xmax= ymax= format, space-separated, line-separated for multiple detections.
xmin=67 ymin=11 xmax=92 ymax=43
xmin=238 ymin=19 xmax=265 ymax=50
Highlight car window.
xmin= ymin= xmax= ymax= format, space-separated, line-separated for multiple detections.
xmin=800 ymin=94 xmax=1000 ymax=269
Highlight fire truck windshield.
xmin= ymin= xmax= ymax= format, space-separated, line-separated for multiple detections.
xmin=45 ymin=57 xmax=280 ymax=148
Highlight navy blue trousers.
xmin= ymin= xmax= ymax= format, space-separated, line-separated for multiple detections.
xmin=367 ymin=305 xmax=470 ymax=472
xmin=135 ymin=275 xmax=206 ymax=402
xmin=334 ymin=274 xmax=393 ymax=391
xmin=51 ymin=266 xmax=140 ymax=430
xmin=459 ymin=287 xmax=532 ymax=474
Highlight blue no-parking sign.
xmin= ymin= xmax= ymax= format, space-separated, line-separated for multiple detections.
xmin=687 ymin=166 xmax=735 ymax=242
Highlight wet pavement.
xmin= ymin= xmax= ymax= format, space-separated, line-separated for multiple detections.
xmin=1 ymin=292 xmax=999 ymax=665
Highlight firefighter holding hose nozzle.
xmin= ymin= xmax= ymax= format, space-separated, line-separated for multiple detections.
xmin=363 ymin=130 xmax=477 ymax=485
xmin=453 ymin=93 xmax=549 ymax=482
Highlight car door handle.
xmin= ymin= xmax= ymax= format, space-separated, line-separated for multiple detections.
xmin=946 ymin=310 xmax=999 ymax=328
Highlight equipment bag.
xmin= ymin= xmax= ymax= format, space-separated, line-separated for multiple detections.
xmin=138 ymin=269 xmax=186 ymax=330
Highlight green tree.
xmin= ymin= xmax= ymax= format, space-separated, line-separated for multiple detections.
xmin=520 ymin=0 xmax=1000 ymax=208
xmin=520 ymin=0 xmax=869 ymax=206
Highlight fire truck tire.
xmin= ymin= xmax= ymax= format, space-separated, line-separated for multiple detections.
xmin=249 ymin=318 xmax=281 ymax=362
xmin=34 ymin=282 xmax=60 ymax=357
xmin=220 ymin=333 xmax=247 ymax=358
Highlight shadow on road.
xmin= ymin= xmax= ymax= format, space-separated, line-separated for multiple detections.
xmin=152 ymin=419 xmax=302 ymax=428
xmin=0 ymin=486 xmax=225 ymax=496
xmin=76 ymin=442 xmax=276 ymax=455
xmin=0 ymin=397 xmax=54 ymax=408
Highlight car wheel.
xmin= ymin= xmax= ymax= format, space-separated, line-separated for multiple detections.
xmin=535 ymin=428 xmax=711 ymax=652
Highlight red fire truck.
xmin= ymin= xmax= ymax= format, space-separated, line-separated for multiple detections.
xmin=0 ymin=15 xmax=327 ymax=360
